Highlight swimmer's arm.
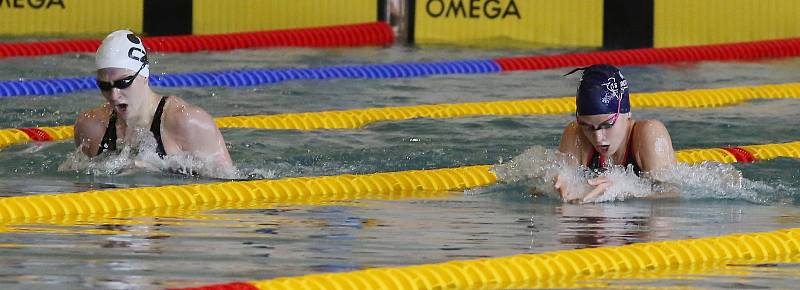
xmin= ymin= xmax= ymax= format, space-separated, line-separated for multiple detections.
xmin=170 ymin=107 xmax=235 ymax=174
xmin=73 ymin=108 xmax=107 ymax=157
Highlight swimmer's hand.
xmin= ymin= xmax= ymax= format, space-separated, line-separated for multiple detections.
xmin=554 ymin=174 xmax=586 ymax=202
xmin=555 ymin=174 xmax=611 ymax=203
xmin=581 ymin=176 xmax=612 ymax=203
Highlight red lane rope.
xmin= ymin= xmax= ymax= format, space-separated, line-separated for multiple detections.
xmin=722 ymin=147 xmax=757 ymax=163
xmin=146 ymin=22 xmax=393 ymax=53
xmin=0 ymin=40 xmax=101 ymax=58
xmin=0 ymin=22 xmax=393 ymax=59
xmin=168 ymin=282 xmax=258 ymax=290
xmin=495 ymin=38 xmax=800 ymax=71
xmin=17 ymin=128 xmax=53 ymax=142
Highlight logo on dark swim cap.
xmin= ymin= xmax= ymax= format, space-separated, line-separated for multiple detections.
xmin=566 ymin=64 xmax=631 ymax=116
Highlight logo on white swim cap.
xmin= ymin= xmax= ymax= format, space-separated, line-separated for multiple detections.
xmin=95 ymin=30 xmax=149 ymax=77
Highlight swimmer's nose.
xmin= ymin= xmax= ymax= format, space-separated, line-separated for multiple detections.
xmin=591 ymin=129 xmax=606 ymax=140
xmin=109 ymin=88 xmax=124 ymax=100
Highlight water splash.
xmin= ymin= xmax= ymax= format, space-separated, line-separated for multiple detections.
xmin=238 ymin=168 xmax=278 ymax=179
xmin=58 ymin=128 xmax=242 ymax=179
xmin=492 ymin=145 xmax=790 ymax=204
xmin=654 ymin=162 xmax=788 ymax=204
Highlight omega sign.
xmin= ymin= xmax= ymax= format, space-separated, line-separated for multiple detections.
xmin=425 ymin=0 xmax=520 ymax=19
xmin=0 ymin=0 xmax=65 ymax=9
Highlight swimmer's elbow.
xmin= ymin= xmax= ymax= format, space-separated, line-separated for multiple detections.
xmin=205 ymin=149 xmax=235 ymax=173
xmin=213 ymin=158 xmax=238 ymax=179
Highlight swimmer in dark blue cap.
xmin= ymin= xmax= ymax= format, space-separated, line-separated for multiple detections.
xmin=555 ymin=64 xmax=676 ymax=202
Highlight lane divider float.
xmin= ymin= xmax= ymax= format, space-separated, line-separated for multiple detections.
xmin=0 ymin=60 xmax=499 ymax=97
xmin=2 ymin=82 xmax=799 ymax=150
xmin=0 ymin=165 xmax=496 ymax=223
xmin=171 ymin=227 xmax=800 ymax=290
xmin=495 ymin=37 xmax=800 ymax=71
xmin=0 ymin=22 xmax=393 ymax=59
xmin=1 ymin=140 xmax=799 ymax=223
xmin=3 ymin=37 xmax=800 ymax=97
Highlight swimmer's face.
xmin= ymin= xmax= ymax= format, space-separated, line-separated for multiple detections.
xmin=97 ymin=68 xmax=147 ymax=120
xmin=576 ymin=113 xmax=630 ymax=156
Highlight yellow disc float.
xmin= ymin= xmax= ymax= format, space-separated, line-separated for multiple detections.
xmin=2 ymin=82 xmax=800 ymax=149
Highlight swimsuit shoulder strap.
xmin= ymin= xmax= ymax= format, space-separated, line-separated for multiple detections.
xmin=150 ymin=96 xmax=169 ymax=158
xmin=625 ymin=122 xmax=642 ymax=175
xmin=97 ymin=109 xmax=117 ymax=156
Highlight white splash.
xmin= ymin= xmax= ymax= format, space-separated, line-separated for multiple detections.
xmin=652 ymin=162 xmax=781 ymax=204
xmin=492 ymin=145 xmax=781 ymax=204
xmin=59 ymin=129 xmax=243 ymax=179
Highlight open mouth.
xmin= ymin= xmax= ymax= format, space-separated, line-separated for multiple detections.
xmin=598 ymin=144 xmax=610 ymax=152
xmin=116 ymin=103 xmax=128 ymax=112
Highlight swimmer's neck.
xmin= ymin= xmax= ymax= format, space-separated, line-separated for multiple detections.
xmin=123 ymin=91 xmax=163 ymax=129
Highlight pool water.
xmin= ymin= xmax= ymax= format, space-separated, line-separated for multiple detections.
xmin=0 ymin=46 xmax=799 ymax=289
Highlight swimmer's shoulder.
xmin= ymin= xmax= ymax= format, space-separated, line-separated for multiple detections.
xmin=632 ymin=119 xmax=671 ymax=141
xmin=559 ymin=120 xmax=589 ymax=163
xmin=161 ymin=96 xmax=217 ymax=132
xmin=75 ymin=104 xmax=113 ymax=135
xmin=76 ymin=104 xmax=112 ymax=123
xmin=74 ymin=104 xmax=113 ymax=155
xmin=163 ymin=96 xmax=209 ymax=118
xmin=560 ymin=120 xmax=581 ymax=139
xmin=631 ymin=119 xmax=676 ymax=170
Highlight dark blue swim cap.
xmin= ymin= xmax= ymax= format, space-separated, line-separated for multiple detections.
xmin=569 ymin=64 xmax=630 ymax=116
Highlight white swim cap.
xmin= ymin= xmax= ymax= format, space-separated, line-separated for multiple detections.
xmin=95 ymin=30 xmax=149 ymax=77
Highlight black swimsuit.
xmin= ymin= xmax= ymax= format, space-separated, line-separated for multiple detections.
xmin=97 ymin=96 xmax=169 ymax=158
xmin=586 ymin=123 xmax=642 ymax=176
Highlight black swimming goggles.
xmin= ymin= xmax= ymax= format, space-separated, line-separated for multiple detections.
xmin=96 ymin=56 xmax=148 ymax=92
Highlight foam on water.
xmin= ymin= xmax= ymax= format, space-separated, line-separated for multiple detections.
xmin=491 ymin=145 xmax=792 ymax=204
xmin=58 ymin=128 xmax=247 ymax=179
xmin=655 ymin=162 xmax=791 ymax=204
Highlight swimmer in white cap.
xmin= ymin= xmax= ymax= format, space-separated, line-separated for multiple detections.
xmin=72 ymin=30 xmax=234 ymax=176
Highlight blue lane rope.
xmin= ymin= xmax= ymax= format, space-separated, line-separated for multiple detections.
xmin=0 ymin=60 xmax=500 ymax=97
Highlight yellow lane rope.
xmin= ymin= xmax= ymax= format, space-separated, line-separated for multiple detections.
xmin=237 ymin=228 xmax=800 ymax=290
xmin=1 ymin=140 xmax=799 ymax=223
xmin=0 ymin=165 xmax=495 ymax=223
xmin=2 ymin=82 xmax=799 ymax=149
xmin=213 ymin=82 xmax=800 ymax=130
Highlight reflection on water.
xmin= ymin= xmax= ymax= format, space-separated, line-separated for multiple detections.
xmin=557 ymin=203 xmax=654 ymax=248
xmin=0 ymin=192 xmax=798 ymax=289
